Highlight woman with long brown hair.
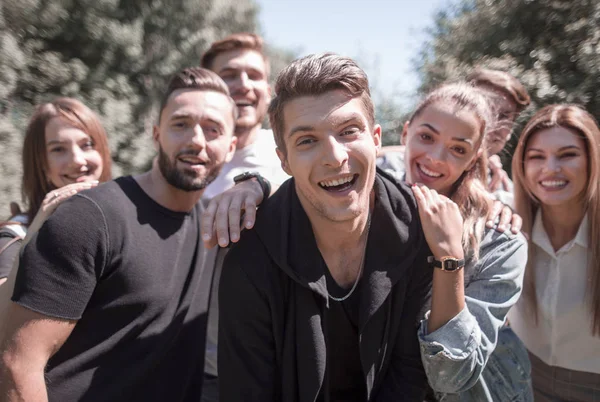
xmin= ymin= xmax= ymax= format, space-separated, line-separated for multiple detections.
xmin=509 ymin=104 xmax=600 ymax=401
xmin=0 ymin=97 xmax=112 ymax=285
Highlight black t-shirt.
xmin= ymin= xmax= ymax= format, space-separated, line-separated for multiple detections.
xmin=318 ymin=268 xmax=367 ymax=402
xmin=12 ymin=176 xmax=216 ymax=402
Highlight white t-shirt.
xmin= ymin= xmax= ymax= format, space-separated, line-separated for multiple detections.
xmin=202 ymin=129 xmax=289 ymax=200
xmin=508 ymin=211 xmax=600 ymax=374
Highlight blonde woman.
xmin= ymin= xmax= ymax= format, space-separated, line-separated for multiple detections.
xmin=508 ymin=104 xmax=600 ymax=401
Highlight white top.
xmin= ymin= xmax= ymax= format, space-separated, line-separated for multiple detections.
xmin=508 ymin=210 xmax=600 ymax=374
xmin=202 ymin=129 xmax=289 ymax=200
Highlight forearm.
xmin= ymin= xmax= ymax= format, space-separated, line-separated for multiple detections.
xmin=427 ymin=269 xmax=465 ymax=333
xmin=0 ymin=353 xmax=48 ymax=402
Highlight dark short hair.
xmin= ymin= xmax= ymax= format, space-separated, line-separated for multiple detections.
xmin=200 ymin=33 xmax=269 ymax=75
xmin=467 ymin=68 xmax=531 ymax=112
xmin=268 ymin=53 xmax=374 ymax=155
xmin=158 ymin=67 xmax=237 ymax=123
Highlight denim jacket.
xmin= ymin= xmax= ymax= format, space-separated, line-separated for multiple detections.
xmin=418 ymin=228 xmax=532 ymax=401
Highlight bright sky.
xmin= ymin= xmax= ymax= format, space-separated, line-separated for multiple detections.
xmin=256 ymin=0 xmax=451 ymax=107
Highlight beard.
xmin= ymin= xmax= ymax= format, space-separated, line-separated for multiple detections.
xmin=157 ymin=145 xmax=222 ymax=192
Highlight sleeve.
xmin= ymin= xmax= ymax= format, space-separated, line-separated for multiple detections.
xmin=0 ymin=235 xmax=22 ymax=279
xmin=418 ymin=232 xmax=527 ymax=394
xmin=11 ymin=194 xmax=109 ymax=320
xmin=218 ymin=243 xmax=277 ymax=402
xmin=375 ymin=243 xmax=432 ymax=401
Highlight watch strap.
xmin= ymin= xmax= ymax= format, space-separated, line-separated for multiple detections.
xmin=427 ymin=256 xmax=465 ymax=272
xmin=233 ymin=171 xmax=271 ymax=201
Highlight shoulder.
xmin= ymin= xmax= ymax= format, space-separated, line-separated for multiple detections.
xmin=471 ymin=228 xmax=528 ymax=278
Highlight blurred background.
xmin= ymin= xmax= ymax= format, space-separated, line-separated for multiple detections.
xmin=1 ymin=0 xmax=598 ymax=215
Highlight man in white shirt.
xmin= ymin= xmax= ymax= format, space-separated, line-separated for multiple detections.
xmin=200 ymin=33 xmax=288 ymax=200
xmin=199 ymin=33 xmax=288 ymax=402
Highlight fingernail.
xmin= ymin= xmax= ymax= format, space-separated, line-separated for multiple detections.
xmin=231 ymin=233 xmax=239 ymax=241
xmin=245 ymin=220 xmax=253 ymax=228
xmin=486 ymin=220 xmax=493 ymax=227
xmin=202 ymin=233 xmax=211 ymax=241
xmin=219 ymin=237 xmax=227 ymax=246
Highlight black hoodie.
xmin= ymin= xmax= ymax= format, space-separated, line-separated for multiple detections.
xmin=218 ymin=169 xmax=433 ymax=402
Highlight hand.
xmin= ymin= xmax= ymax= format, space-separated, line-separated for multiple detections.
xmin=41 ymin=181 xmax=99 ymax=216
xmin=201 ymin=179 xmax=264 ymax=248
xmin=488 ymin=155 xmax=511 ymax=192
xmin=24 ymin=181 xmax=99 ymax=242
xmin=485 ymin=200 xmax=522 ymax=234
xmin=9 ymin=202 xmax=22 ymax=217
xmin=412 ymin=184 xmax=464 ymax=260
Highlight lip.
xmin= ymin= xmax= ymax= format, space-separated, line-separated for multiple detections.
xmin=63 ymin=172 xmax=93 ymax=182
xmin=538 ymin=178 xmax=569 ymax=191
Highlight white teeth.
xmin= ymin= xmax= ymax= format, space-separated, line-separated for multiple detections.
xmin=419 ymin=164 xmax=442 ymax=178
xmin=541 ymin=180 xmax=567 ymax=188
xmin=319 ymin=175 xmax=354 ymax=188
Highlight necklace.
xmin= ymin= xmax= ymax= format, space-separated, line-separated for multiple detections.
xmin=327 ymin=213 xmax=372 ymax=302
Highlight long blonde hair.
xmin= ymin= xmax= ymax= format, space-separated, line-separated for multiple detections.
xmin=512 ymin=104 xmax=600 ymax=335
xmin=409 ymin=83 xmax=495 ymax=259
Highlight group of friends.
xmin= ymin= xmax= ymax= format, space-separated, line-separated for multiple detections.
xmin=0 ymin=32 xmax=598 ymax=402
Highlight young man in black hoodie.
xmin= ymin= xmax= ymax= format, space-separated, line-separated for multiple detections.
xmin=218 ymin=53 xmax=433 ymax=402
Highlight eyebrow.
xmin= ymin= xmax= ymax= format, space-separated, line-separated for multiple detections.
xmin=526 ymin=145 xmax=582 ymax=152
xmin=288 ymin=114 xmax=365 ymax=138
xmin=46 ymin=140 xmax=66 ymax=146
xmin=419 ymin=123 xmax=474 ymax=145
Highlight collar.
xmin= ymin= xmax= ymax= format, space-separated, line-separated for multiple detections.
xmin=532 ymin=209 xmax=589 ymax=256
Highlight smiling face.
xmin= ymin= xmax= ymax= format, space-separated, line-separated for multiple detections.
xmin=45 ymin=117 xmax=104 ymax=188
xmin=402 ymin=102 xmax=483 ymax=196
xmin=154 ymin=89 xmax=236 ymax=192
xmin=524 ymin=126 xmax=588 ymax=209
xmin=210 ymin=48 xmax=271 ymax=134
xmin=277 ymin=89 xmax=381 ymax=223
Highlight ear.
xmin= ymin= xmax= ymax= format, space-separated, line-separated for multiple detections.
xmin=276 ymin=147 xmax=292 ymax=176
xmin=400 ymin=120 xmax=410 ymax=146
xmin=224 ymin=135 xmax=238 ymax=163
xmin=372 ymin=124 xmax=382 ymax=153
xmin=152 ymin=125 xmax=160 ymax=152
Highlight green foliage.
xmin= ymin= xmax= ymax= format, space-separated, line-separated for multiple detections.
xmin=416 ymin=0 xmax=600 ymax=162
xmin=0 ymin=0 xmax=295 ymax=216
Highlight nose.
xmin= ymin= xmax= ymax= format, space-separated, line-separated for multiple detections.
xmin=232 ymin=72 xmax=251 ymax=93
xmin=544 ymin=156 xmax=561 ymax=172
xmin=190 ymin=124 xmax=207 ymax=149
xmin=70 ymin=146 xmax=87 ymax=168
xmin=322 ymin=136 xmax=348 ymax=168
xmin=426 ymin=144 xmax=446 ymax=164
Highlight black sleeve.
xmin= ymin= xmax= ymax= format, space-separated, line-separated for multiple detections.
xmin=0 ymin=236 xmax=22 ymax=279
xmin=375 ymin=246 xmax=432 ymax=401
xmin=218 ymin=241 xmax=277 ymax=402
xmin=12 ymin=194 xmax=109 ymax=320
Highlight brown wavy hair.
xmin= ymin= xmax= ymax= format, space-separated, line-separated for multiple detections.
xmin=467 ymin=69 xmax=531 ymax=113
xmin=408 ymin=83 xmax=495 ymax=260
xmin=21 ymin=98 xmax=112 ymax=222
xmin=512 ymin=104 xmax=600 ymax=335
xmin=200 ymin=32 xmax=270 ymax=76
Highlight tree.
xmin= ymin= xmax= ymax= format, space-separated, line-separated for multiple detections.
xmin=0 ymin=0 xmax=294 ymax=216
xmin=416 ymin=0 xmax=600 ymax=145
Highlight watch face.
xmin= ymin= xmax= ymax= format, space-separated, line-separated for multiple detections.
xmin=442 ymin=258 xmax=459 ymax=271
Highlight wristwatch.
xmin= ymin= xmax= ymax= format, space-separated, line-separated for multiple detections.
xmin=233 ymin=171 xmax=271 ymax=201
xmin=427 ymin=256 xmax=465 ymax=272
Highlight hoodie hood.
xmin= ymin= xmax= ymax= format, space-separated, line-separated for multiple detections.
xmin=253 ymin=168 xmax=429 ymax=312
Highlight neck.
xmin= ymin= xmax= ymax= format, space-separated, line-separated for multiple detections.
xmin=234 ymin=124 xmax=262 ymax=149
xmin=540 ymin=202 xmax=586 ymax=251
xmin=134 ymin=166 xmax=203 ymax=213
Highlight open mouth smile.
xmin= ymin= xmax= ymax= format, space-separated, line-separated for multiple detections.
xmin=318 ymin=174 xmax=358 ymax=192
xmin=417 ymin=163 xmax=443 ymax=178
xmin=540 ymin=180 xmax=568 ymax=189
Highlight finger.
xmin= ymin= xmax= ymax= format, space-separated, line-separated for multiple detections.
xmin=497 ymin=205 xmax=512 ymax=233
xmin=228 ymin=197 xmax=243 ymax=243
xmin=486 ymin=200 xmax=503 ymax=228
xmin=420 ymin=185 xmax=435 ymax=208
xmin=489 ymin=174 xmax=501 ymax=192
xmin=411 ymin=185 xmax=427 ymax=210
xmin=242 ymin=198 xmax=258 ymax=230
xmin=215 ymin=196 xmax=233 ymax=247
xmin=510 ymin=213 xmax=523 ymax=234
xmin=501 ymin=176 xmax=511 ymax=192
xmin=201 ymin=198 xmax=220 ymax=245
